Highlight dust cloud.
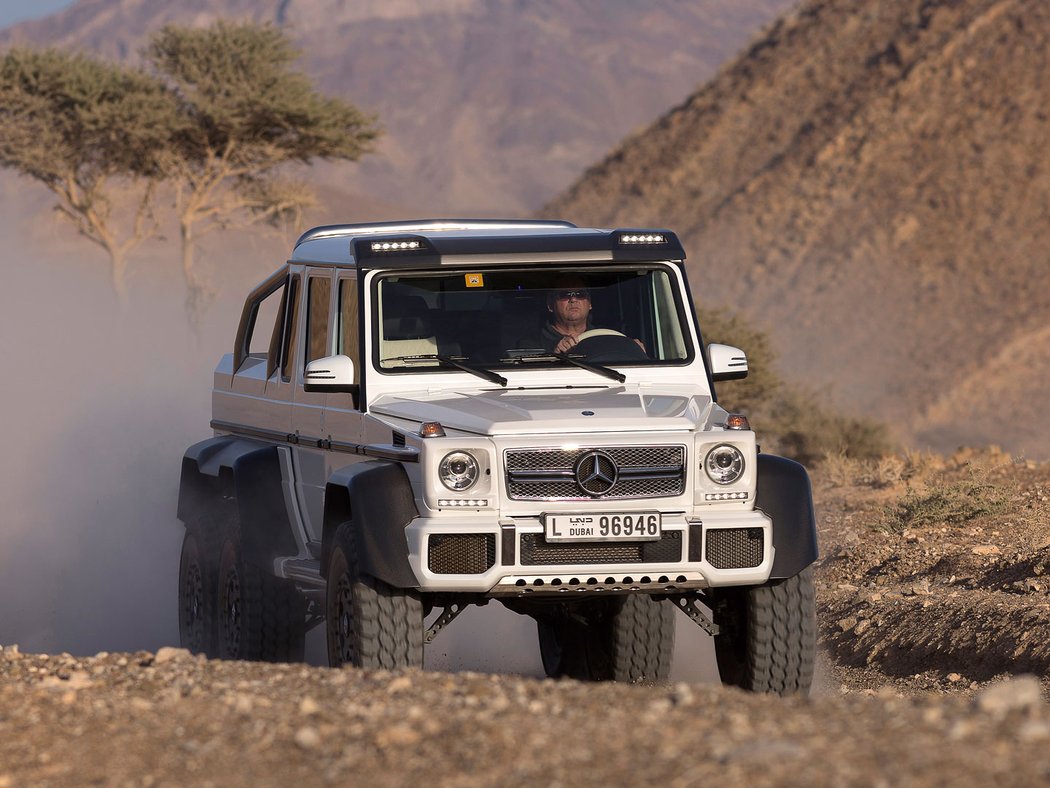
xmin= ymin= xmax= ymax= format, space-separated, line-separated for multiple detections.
xmin=0 ymin=198 xmax=717 ymax=682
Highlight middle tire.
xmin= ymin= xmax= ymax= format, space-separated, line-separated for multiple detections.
xmin=215 ymin=521 xmax=306 ymax=662
xmin=325 ymin=521 xmax=424 ymax=669
xmin=537 ymin=594 xmax=675 ymax=682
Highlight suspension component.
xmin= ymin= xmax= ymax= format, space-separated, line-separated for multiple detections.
xmin=424 ymin=603 xmax=467 ymax=644
xmin=669 ymin=594 xmax=720 ymax=636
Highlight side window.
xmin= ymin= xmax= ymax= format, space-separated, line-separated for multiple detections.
xmin=337 ymin=278 xmax=361 ymax=384
xmin=280 ymin=275 xmax=301 ymax=382
xmin=305 ymin=275 xmax=332 ymax=371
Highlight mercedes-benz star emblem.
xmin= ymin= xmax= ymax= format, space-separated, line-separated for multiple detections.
xmin=574 ymin=450 xmax=618 ymax=496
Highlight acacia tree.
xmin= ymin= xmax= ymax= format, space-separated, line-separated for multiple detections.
xmin=145 ymin=21 xmax=380 ymax=321
xmin=0 ymin=48 xmax=180 ymax=301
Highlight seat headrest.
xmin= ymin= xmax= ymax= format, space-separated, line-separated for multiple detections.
xmin=383 ymin=294 xmax=432 ymax=340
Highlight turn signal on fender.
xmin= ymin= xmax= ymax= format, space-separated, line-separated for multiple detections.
xmin=725 ymin=414 xmax=750 ymax=431
xmin=419 ymin=421 xmax=446 ymax=438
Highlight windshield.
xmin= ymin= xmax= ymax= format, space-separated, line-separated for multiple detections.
xmin=373 ymin=265 xmax=694 ymax=372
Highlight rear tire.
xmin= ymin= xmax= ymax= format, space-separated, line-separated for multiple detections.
xmin=215 ymin=522 xmax=306 ymax=662
xmin=712 ymin=567 xmax=816 ymax=695
xmin=537 ymin=595 xmax=675 ymax=682
xmin=325 ymin=521 xmax=424 ymax=669
xmin=178 ymin=523 xmax=219 ymax=657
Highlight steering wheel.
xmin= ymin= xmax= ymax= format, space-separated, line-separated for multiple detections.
xmin=571 ymin=329 xmax=648 ymax=363
xmin=575 ymin=328 xmax=626 ymax=341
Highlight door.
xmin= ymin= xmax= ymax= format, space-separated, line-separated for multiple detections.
xmin=290 ymin=269 xmax=334 ymax=544
xmin=323 ymin=274 xmax=368 ymax=480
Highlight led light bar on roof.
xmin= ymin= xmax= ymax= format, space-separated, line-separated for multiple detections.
xmin=371 ymin=239 xmax=422 ymax=252
xmin=619 ymin=232 xmax=667 ymax=245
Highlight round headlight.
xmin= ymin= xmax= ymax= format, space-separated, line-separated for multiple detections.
xmin=439 ymin=451 xmax=480 ymax=491
xmin=704 ymin=444 xmax=744 ymax=485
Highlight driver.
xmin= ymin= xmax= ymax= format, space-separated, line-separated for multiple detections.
xmin=522 ymin=275 xmax=647 ymax=355
xmin=535 ymin=276 xmax=594 ymax=354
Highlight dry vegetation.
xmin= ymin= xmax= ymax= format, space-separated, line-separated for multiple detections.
xmin=700 ymin=304 xmax=892 ymax=463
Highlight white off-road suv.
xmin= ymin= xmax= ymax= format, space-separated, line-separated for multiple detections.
xmin=177 ymin=220 xmax=817 ymax=694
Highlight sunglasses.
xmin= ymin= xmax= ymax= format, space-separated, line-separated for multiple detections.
xmin=555 ymin=289 xmax=590 ymax=301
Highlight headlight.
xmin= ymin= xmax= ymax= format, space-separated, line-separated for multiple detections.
xmin=704 ymin=444 xmax=744 ymax=485
xmin=439 ymin=451 xmax=480 ymax=491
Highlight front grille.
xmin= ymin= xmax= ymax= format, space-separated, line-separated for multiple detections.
xmin=428 ymin=534 xmax=496 ymax=574
xmin=505 ymin=445 xmax=685 ymax=501
xmin=520 ymin=531 xmax=682 ymax=565
xmin=705 ymin=528 xmax=764 ymax=569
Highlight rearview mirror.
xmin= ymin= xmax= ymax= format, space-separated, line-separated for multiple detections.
xmin=708 ymin=343 xmax=748 ymax=381
xmin=304 ymin=354 xmax=357 ymax=393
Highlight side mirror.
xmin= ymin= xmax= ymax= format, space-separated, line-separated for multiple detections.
xmin=304 ymin=354 xmax=357 ymax=393
xmin=708 ymin=343 xmax=748 ymax=381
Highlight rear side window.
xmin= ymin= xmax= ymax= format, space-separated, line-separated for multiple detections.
xmin=279 ymin=276 xmax=300 ymax=382
xmin=305 ymin=275 xmax=332 ymax=370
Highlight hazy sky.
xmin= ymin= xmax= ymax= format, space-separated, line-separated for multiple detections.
xmin=0 ymin=0 xmax=74 ymax=29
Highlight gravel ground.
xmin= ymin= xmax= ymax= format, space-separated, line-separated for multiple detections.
xmin=2 ymin=452 xmax=1048 ymax=786
xmin=1 ymin=646 xmax=1048 ymax=787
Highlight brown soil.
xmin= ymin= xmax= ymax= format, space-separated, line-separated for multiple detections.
xmin=2 ymin=451 xmax=1049 ymax=785
xmin=816 ymin=448 xmax=1050 ymax=696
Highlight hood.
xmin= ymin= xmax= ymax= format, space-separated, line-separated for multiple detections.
xmin=370 ymin=386 xmax=713 ymax=436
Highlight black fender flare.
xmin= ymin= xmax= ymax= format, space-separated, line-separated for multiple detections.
xmin=178 ymin=436 xmax=297 ymax=568
xmin=755 ymin=453 xmax=819 ymax=580
xmin=321 ymin=461 xmax=420 ymax=590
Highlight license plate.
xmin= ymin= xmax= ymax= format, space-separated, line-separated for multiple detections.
xmin=544 ymin=512 xmax=661 ymax=542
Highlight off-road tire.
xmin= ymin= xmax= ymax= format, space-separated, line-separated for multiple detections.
xmin=538 ymin=594 xmax=675 ymax=682
xmin=178 ymin=522 xmax=220 ymax=657
xmin=325 ymin=521 xmax=424 ymax=669
xmin=216 ymin=522 xmax=306 ymax=662
xmin=712 ymin=567 xmax=816 ymax=695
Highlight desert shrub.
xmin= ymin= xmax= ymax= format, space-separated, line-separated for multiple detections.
xmin=823 ymin=449 xmax=942 ymax=489
xmin=879 ymin=472 xmax=1011 ymax=532
xmin=697 ymin=304 xmax=893 ymax=464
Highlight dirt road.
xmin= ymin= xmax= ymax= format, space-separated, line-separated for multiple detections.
xmin=2 ymin=452 xmax=1048 ymax=786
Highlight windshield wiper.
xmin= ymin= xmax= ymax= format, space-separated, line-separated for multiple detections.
xmin=504 ymin=352 xmax=626 ymax=384
xmin=385 ymin=354 xmax=507 ymax=387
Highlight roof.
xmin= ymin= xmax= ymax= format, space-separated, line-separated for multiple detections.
xmin=287 ymin=219 xmax=685 ymax=268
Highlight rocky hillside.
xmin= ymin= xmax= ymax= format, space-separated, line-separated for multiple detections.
xmin=0 ymin=0 xmax=795 ymax=214
xmin=548 ymin=0 xmax=1050 ymax=460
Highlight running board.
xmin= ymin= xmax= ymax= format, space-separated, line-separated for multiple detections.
xmin=275 ymin=557 xmax=325 ymax=590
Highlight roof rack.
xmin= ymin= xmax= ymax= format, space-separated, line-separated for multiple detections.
xmin=294 ymin=219 xmax=577 ymax=248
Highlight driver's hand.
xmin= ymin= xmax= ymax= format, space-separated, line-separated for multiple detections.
xmin=554 ymin=335 xmax=578 ymax=354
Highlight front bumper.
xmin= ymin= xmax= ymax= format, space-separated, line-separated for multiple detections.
xmin=405 ymin=509 xmax=774 ymax=594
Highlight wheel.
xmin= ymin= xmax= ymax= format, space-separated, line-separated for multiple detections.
xmin=537 ymin=595 xmax=675 ymax=682
xmin=178 ymin=523 xmax=219 ymax=657
xmin=325 ymin=521 xmax=424 ymax=669
xmin=711 ymin=567 xmax=816 ymax=695
xmin=215 ymin=521 xmax=306 ymax=662
xmin=572 ymin=332 xmax=649 ymax=363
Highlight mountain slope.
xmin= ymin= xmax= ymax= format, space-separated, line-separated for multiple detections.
xmin=548 ymin=0 xmax=1050 ymax=458
xmin=0 ymin=0 xmax=796 ymax=213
